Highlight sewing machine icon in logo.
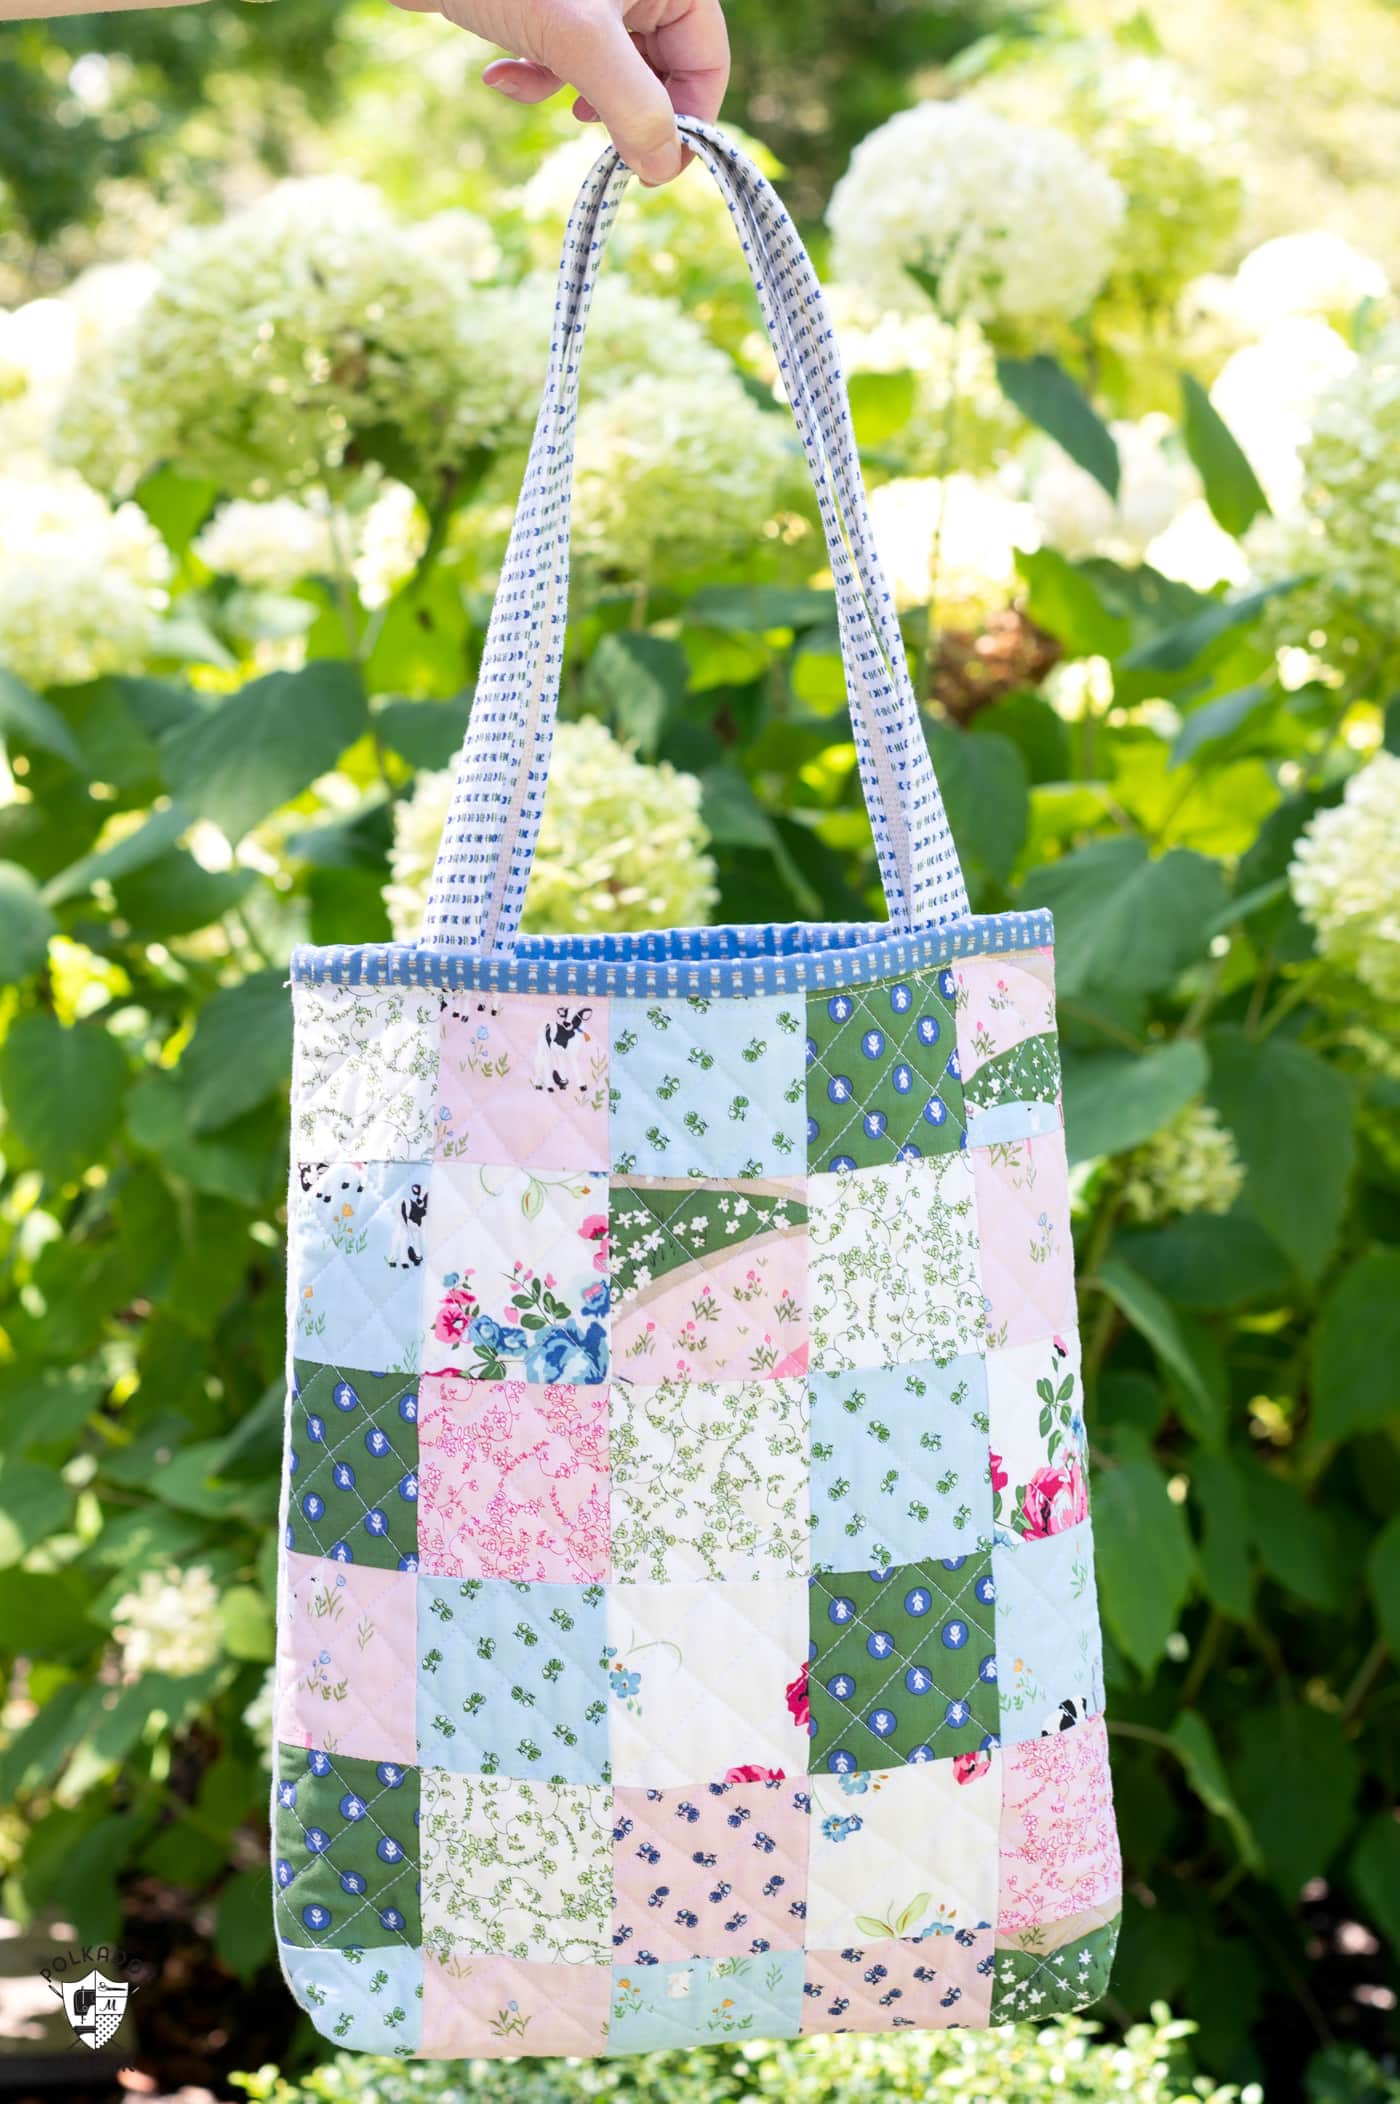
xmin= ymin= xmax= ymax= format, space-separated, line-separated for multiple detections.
xmin=59 ymin=1971 xmax=129 ymax=2051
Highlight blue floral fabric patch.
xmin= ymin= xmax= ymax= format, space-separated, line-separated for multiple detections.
xmin=808 ymin=1355 xmax=992 ymax=1571
xmin=416 ymin=1576 xmax=609 ymax=1783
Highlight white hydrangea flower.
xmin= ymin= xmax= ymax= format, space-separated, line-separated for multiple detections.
xmin=824 ymin=284 xmax=1021 ymax=476
xmin=1025 ymin=415 xmax=1199 ymax=563
xmin=242 ymin=1665 xmax=278 ymax=1770
xmin=1233 ymin=232 xmax=1390 ymax=334
xmin=352 ymin=480 xmax=429 ymax=610
xmin=975 ymin=50 xmax=1242 ymax=311
xmin=868 ymin=473 xmax=1037 ymax=623
xmin=0 ymin=262 xmax=156 ymax=468
xmin=403 ymin=206 xmax=501 ymax=283
xmin=1122 ymin=1102 xmax=1246 ymax=1223
xmin=111 ymin=1563 xmax=223 ymax=1680
xmin=0 ymin=469 xmax=169 ymax=688
xmin=386 ymin=718 xmax=718 ymax=940
xmin=571 ymin=372 xmax=789 ymax=581
xmin=194 ymin=496 xmax=338 ymax=590
xmin=1210 ymin=319 xmax=1357 ymax=512
xmin=1289 ymin=753 xmax=1400 ymax=1002
xmin=1145 ymin=499 xmax=1251 ymax=592
xmin=828 ymin=103 xmax=1123 ymax=333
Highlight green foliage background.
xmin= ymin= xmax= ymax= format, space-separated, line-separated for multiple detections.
xmin=0 ymin=3 xmax=1397 ymax=2099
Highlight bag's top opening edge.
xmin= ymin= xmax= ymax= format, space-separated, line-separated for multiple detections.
xmin=289 ymin=909 xmax=1055 ymax=1001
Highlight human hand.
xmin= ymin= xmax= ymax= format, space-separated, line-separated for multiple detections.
xmin=388 ymin=0 xmax=730 ymax=186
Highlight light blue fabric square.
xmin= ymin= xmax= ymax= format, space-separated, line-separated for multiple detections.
xmin=607 ymin=1949 xmax=804 ymax=2051
xmin=809 ymin=1354 xmax=991 ymax=1571
xmin=964 ymin=1098 xmax=1061 ymax=1148
xmin=609 ymin=994 xmax=806 ymax=1178
xmin=290 ymin=1160 xmax=427 ymax=1376
xmin=992 ymin=1521 xmax=1106 ymax=1745
xmin=281 ymin=1941 xmax=422 ymax=2054
xmin=416 ymin=1576 xmax=608 ymax=1783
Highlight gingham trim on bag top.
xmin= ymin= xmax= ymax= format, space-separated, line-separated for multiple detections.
xmin=420 ymin=119 xmax=970 ymax=954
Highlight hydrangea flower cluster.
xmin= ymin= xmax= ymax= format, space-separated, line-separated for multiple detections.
xmin=1289 ymin=752 xmax=1400 ymax=1002
xmin=975 ymin=48 xmax=1243 ymax=313
xmin=1122 ymin=1102 xmax=1246 ymax=1224
xmin=868 ymin=473 xmax=1036 ymax=624
xmin=111 ymin=1563 xmax=223 ymax=1680
xmin=1231 ymin=231 xmax=1391 ymax=334
xmin=0 ymin=470 xmax=169 ymax=689
xmin=1209 ymin=319 xmax=1357 ymax=512
xmin=826 ymin=101 xmax=1125 ymax=337
xmin=1024 ymin=415 xmax=1199 ymax=564
xmin=193 ymin=480 xmax=427 ymax=607
xmin=386 ymin=717 xmax=718 ymax=940
xmin=825 ymin=285 xmax=1021 ymax=478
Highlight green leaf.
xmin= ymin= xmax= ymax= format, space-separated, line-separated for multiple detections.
xmin=219 ymin=1583 xmax=275 ymax=1662
xmin=1352 ymin=1814 xmax=1400 ymax=1957
xmin=995 ymin=354 xmax=1120 ymax=497
xmin=1015 ymin=546 xmax=1131 ymax=662
xmin=1114 ymin=1213 xmax=1293 ymax=1311
xmin=1121 ymin=583 xmax=1289 ymax=673
xmin=688 ymin=585 xmax=837 ymax=633
xmin=1191 ymin=1452 xmax=1255 ymax=1622
xmin=0 ymin=668 xmax=84 ymax=767
xmin=699 ymin=767 xmax=779 ymax=849
xmin=41 ymin=800 xmax=191 ymax=908
xmin=216 ymin=1866 xmax=276 ymax=1980
xmin=126 ymin=1073 xmax=278 ymax=1206
xmin=0 ymin=1012 xmax=128 ymax=1183
xmin=1170 ymin=683 xmax=1274 ymax=770
xmin=1060 ymin=1039 xmax=1206 ymax=1165
xmin=1092 ymin=1437 xmax=1197 ymax=1673
xmin=1310 ymin=1247 xmax=1400 ymax=1446
xmin=0 ymin=1459 xmax=71 ymax=1568
xmin=1233 ymin=1706 xmax=1359 ymax=1897
xmin=177 ymin=968 xmax=292 ymax=1133
xmin=967 ymin=689 xmax=1071 ymax=785
xmin=373 ymin=692 xmax=471 ymax=772
xmin=1180 ymin=373 xmax=1269 ymax=539
xmin=1097 ymin=1255 xmax=1224 ymax=1449
xmin=0 ymin=862 xmax=55 ymax=983
xmin=135 ymin=465 xmax=218 ymax=554
xmin=1367 ymin=1512 xmax=1400 ymax=1667
xmin=159 ymin=660 xmax=368 ymax=841
xmin=925 ymin=723 xmax=1028 ymax=886
xmin=1243 ymin=1461 xmax=1347 ymax=1611
xmin=111 ymin=848 xmax=254 ymax=938
xmin=1207 ymin=1027 xmax=1356 ymax=1283
xmin=1169 ymin=1709 xmax=1261 ymax=1870
xmin=847 ymin=368 xmax=916 ymax=447
xmin=1022 ymin=839 xmax=1226 ymax=998
xmin=583 ymin=632 xmax=688 ymax=759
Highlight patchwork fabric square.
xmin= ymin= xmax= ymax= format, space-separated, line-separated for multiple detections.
xmin=805 ymin=1754 xmax=999 ymax=1950
xmin=993 ymin=1522 xmax=1106 ymax=1744
xmin=293 ymin=982 xmax=440 ymax=1163
xmin=611 ymin=1775 xmax=811 ymax=1962
xmin=421 ymin=1953 xmax=610 ymax=2059
xmin=291 ymin=1161 xmax=429 ymax=1375
xmin=607 ymin=1950 xmax=805 ymax=2050
xmin=274 ymin=1742 xmax=420 ymax=1949
xmin=990 ymin=1911 xmax=1120 ymax=2022
xmin=808 ymin=1354 xmax=991 ymax=1571
xmin=435 ymin=990 xmax=609 ymax=1171
xmin=287 ymin=1361 xmax=419 ymax=1572
xmin=806 ymin=1558 xmax=999 ymax=1774
xmin=997 ymin=1714 xmax=1121 ymax=1934
xmin=419 ymin=1770 xmax=613 ymax=1965
xmin=805 ymin=969 xmax=964 ymax=1173
xmin=609 ymin=1374 xmax=809 ymax=1582
xmin=610 ymin=1178 xmax=807 ymax=1382
xmin=986 ymin=1334 xmax=1089 ymax=1548
xmin=610 ymin=994 xmax=805 ymax=1180
xmin=801 ymin=1926 xmax=995 ymax=2034
xmin=416 ymin=1373 xmax=609 ymax=1583
xmin=416 ymin=1576 xmax=608 ymax=1783
xmin=807 ymin=1155 xmax=983 ymax=1374
xmin=278 ymin=1554 xmax=417 ymax=1765
xmin=421 ymin=1163 xmax=610 ymax=1386
xmin=973 ymin=1133 xmax=1077 ymax=1351
xmin=606 ymin=1576 xmax=809 ymax=1787
xmin=955 ymin=951 xmax=1062 ymax=1149
xmin=281 ymin=1944 xmax=423 ymax=2056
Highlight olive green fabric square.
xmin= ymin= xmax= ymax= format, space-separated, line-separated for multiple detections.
xmin=288 ymin=1361 xmax=419 ymax=1572
xmin=806 ymin=972 xmax=965 ymax=1173
xmin=274 ymin=1743 xmax=421 ymax=1949
xmin=990 ymin=1915 xmax=1120 ymax=2021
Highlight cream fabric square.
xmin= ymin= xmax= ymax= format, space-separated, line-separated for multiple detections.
xmin=806 ymin=1752 xmax=1000 ymax=1948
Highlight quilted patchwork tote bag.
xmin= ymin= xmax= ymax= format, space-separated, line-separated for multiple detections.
xmin=274 ymin=120 xmax=1121 ymax=2060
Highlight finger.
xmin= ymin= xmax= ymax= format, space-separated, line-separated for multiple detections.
xmin=644 ymin=0 xmax=730 ymax=124
xmin=481 ymin=56 xmax=566 ymax=103
xmin=552 ymin=9 xmax=683 ymax=184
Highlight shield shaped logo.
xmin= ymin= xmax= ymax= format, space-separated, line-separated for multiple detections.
xmin=60 ymin=1970 xmax=129 ymax=2051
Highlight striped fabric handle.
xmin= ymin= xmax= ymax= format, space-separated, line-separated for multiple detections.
xmin=421 ymin=119 xmax=969 ymax=953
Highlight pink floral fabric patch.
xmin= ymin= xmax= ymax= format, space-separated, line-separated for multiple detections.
xmin=997 ymin=1714 xmax=1122 ymax=1934
xmin=416 ymin=1374 xmax=611 ymax=1583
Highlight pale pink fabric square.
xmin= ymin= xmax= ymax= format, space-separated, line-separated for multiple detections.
xmin=435 ymin=991 xmax=609 ymax=1171
xmin=972 ymin=1130 xmax=1077 ymax=1349
xmin=276 ymin=1552 xmax=416 ymax=1763
xmin=612 ymin=1237 xmax=809 ymax=1383
xmin=612 ymin=1776 xmax=810 ymax=1960
xmin=420 ymin=1952 xmax=611 ymax=2059
xmin=954 ymin=950 xmax=1057 ymax=1081
xmin=801 ymin=1926 xmax=994 ymax=2033
xmin=417 ymin=1374 xmax=610 ymax=1583
xmin=997 ymin=1713 xmax=1122 ymax=1934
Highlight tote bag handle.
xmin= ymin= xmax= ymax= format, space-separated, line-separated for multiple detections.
xmin=421 ymin=119 xmax=969 ymax=952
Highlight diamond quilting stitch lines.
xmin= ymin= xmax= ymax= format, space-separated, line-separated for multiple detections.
xmin=287 ymin=1361 xmax=420 ymax=1572
xmin=293 ymin=982 xmax=441 ymax=1163
xmin=986 ymin=1333 xmax=1089 ymax=1550
xmin=420 ymin=1953 xmax=611 ymax=2059
xmin=291 ymin=1161 xmax=429 ymax=1375
xmin=610 ymin=994 xmax=805 ymax=1180
xmin=997 ymin=1713 xmax=1121 ymax=1935
xmin=435 ymin=989 xmax=609 ymax=1171
xmin=805 ymin=1754 xmax=999 ymax=1951
xmin=281 ymin=1944 xmax=423 ymax=2055
xmin=972 ymin=1131 xmax=1077 ymax=1351
xmin=808 ymin=1354 xmax=992 ymax=1572
xmin=419 ymin=1770 xmax=613 ymax=1966
xmin=416 ymin=1575 xmax=609 ymax=1784
xmin=805 ymin=968 xmax=965 ymax=1174
xmin=608 ymin=1950 xmax=806 ymax=2050
xmin=990 ymin=1911 xmax=1121 ymax=2022
xmin=806 ymin=1558 xmax=999 ymax=1773
xmin=278 ymin=1553 xmax=418 ymax=1765
xmin=421 ymin=1162 xmax=610 ymax=1387
xmin=416 ymin=1373 xmax=610 ymax=1583
xmin=610 ymin=1177 xmax=808 ymax=1382
xmin=273 ymin=1743 xmax=420 ymax=1949
xmin=807 ymin=1154 xmax=983 ymax=1374
xmin=611 ymin=1775 xmax=811 ymax=1962
xmin=992 ymin=1520 xmax=1106 ymax=1745
xmin=801 ymin=1927 xmax=995 ymax=2034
